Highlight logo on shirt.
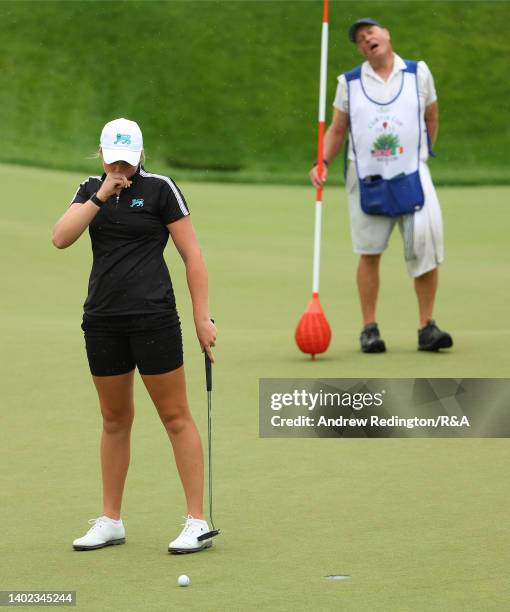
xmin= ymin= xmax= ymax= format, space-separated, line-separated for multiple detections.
xmin=130 ymin=198 xmax=144 ymax=208
xmin=114 ymin=133 xmax=132 ymax=145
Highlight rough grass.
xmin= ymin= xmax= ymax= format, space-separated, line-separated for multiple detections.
xmin=0 ymin=0 xmax=508 ymax=185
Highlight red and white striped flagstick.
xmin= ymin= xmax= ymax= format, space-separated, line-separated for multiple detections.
xmin=295 ymin=0 xmax=332 ymax=360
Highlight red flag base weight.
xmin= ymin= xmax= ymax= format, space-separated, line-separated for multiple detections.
xmin=295 ymin=293 xmax=332 ymax=359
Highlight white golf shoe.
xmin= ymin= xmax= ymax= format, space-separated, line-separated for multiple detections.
xmin=168 ymin=516 xmax=212 ymax=554
xmin=72 ymin=516 xmax=125 ymax=551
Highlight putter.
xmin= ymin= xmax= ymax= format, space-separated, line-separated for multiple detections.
xmin=197 ymin=345 xmax=221 ymax=542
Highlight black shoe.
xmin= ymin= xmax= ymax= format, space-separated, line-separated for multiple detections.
xmin=418 ymin=320 xmax=453 ymax=351
xmin=360 ymin=323 xmax=386 ymax=353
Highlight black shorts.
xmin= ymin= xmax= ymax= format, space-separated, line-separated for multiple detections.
xmin=81 ymin=312 xmax=183 ymax=376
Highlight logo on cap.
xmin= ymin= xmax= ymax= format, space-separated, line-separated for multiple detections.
xmin=114 ymin=133 xmax=132 ymax=146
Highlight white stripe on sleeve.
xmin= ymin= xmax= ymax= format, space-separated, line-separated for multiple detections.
xmin=70 ymin=176 xmax=101 ymax=204
xmin=139 ymin=169 xmax=189 ymax=216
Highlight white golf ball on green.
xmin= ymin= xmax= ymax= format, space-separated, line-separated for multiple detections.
xmin=178 ymin=575 xmax=190 ymax=587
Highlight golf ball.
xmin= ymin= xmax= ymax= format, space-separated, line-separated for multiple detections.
xmin=178 ymin=575 xmax=190 ymax=587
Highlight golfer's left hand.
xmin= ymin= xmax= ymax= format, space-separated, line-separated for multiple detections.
xmin=196 ymin=318 xmax=217 ymax=362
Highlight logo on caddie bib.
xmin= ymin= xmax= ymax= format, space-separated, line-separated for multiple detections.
xmin=371 ymin=122 xmax=404 ymax=159
xmin=371 ymin=133 xmax=404 ymax=159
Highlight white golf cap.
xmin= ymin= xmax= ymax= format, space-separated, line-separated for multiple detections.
xmin=100 ymin=118 xmax=143 ymax=166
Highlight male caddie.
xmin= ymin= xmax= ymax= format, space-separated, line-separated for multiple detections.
xmin=310 ymin=18 xmax=453 ymax=353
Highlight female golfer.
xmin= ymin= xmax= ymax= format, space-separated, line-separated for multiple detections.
xmin=53 ymin=118 xmax=217 ymax=554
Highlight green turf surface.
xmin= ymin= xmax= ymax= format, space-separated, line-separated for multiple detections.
xmin=0 ymin=1 xmax=509 ymax=185
xmin=1 ymin=164 xmax=509 ymax=610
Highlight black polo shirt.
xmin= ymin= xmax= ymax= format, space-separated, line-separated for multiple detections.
xmin=71 ymin=165 xmax=189 ymax=316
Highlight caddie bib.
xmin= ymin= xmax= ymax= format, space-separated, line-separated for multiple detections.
xmin=346 ymin=60 xmax=424 ymax=217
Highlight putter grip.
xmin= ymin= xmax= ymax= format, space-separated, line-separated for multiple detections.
xmin=205 ymin=318 xmax=214 ymax=392
xmin=205 ymin=352 xmax=212 ymax=391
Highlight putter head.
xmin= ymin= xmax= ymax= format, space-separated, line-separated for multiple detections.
xmin=197 ymin=529 xmax=220 ymax=541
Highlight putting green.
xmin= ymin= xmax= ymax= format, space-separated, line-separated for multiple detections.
xmin=1 ymin=164 xmax=509 ymax=610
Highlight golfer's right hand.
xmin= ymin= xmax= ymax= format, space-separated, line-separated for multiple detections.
xmin=309 ymin=164 xmax=328 ymax=190
xmin=97 ymin=173 xmax=133 ymax=200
